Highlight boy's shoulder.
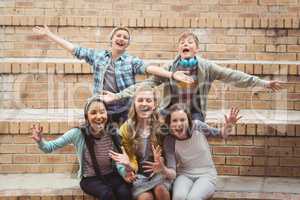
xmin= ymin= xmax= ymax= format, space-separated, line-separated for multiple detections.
xmin=196 ymin=56 xmax=213 ymax=67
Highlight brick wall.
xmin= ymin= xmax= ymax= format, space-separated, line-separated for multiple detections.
xmin=1 ymin=25 xmax=300 ymax=60
xmin=1 ymin=121 xmax=300 ymax=177
xmin=0 ymin=62 xmax=298 ymax=110
xmin=0 ymin=0 xmax=299 ymax=18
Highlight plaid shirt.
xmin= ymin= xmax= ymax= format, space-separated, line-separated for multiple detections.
xmin=73 ymin=47 xmax=147 ymax=94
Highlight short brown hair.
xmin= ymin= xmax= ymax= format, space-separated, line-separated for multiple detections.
xmin=178 ymin=31 xmax=200 ymax=48
xmin=110 ymin=27 xmax=131 ymax=42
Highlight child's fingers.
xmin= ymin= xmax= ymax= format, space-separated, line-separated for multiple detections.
xmin=143 ymin=169 xmax=154 ymax=173
xmin=121 ymin=146 xmax=127 ymax=154
xmin=224 ymin=115 xmax=228 ymax=123
xmin=236 ymin=116 xmax=242 ymax=122
xmin=142 ymin=161 xmax=154 ymax=166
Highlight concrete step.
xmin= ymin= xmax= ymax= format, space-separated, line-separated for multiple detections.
xmin=0 ymin=109 xmax=299 ymax=176
xmin=0 ymin=174 xmax=299 ymax=200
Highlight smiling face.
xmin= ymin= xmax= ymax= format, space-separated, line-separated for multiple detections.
xmin=134 ymin=91 xmax=156 ymax=120
xmin=169 ymin=110 xmax=189 ymax=140
xmin=178 ymin=34 xmax=199 ymax=59
xmin=111 ymin=29 xmax=130 ymax=52
xmin=87 ymin=101 xmax=108 ymax=137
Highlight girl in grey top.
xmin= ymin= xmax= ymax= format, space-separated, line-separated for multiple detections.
xmin=163 ymin=103 xmax=241 ymax=200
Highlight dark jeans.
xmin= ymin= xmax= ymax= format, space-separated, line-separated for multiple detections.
xmin=80 ymin=172 xmax=132 ymax=200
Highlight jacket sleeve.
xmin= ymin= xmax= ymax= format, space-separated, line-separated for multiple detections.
xmin=192 ymin=120 xmax=221 ymax=137
xmin=208 ymin=61 xmax=268 ymax=88
xmin=37 ymin=128 xmax=79 ymax=153
xmin=119 ymin=123 xmax=138 ymax=172
xmin=73 ymin=46 xmax=97 ymax=67
xmin=116 ymin=63 xmax=171 ymax=99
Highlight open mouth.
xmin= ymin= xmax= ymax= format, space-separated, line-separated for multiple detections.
xmin=139 ymin=106 xmax=151 ymax=112
xmin=182 ymin=48 xmax=190 ymax=53
xmin=115 ymin=41 xmax=125 ymax=47
xmin=175 ymin=128 xmax=184 ymax=133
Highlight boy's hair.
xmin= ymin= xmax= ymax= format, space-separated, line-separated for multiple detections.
xmin=178 ymin=31 xmax=200 ymax=48
xmin=109 ymin=27 xmax=131 ymax=43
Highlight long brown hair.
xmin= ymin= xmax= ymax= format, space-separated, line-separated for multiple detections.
xmin=165 ymin=103 xmax=193 ymax=130
xmin=126 ymin=85 xmax=162 ymax=154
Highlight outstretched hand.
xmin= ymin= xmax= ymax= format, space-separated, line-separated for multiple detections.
xmin=172 ymin=71 xmax=194 ymax=84
xmin=142 ymin=145 xmax=165 ymax=177
xmin=109 ymin=147 xmax=130 ymax=166
xmin=99 ymin=90 xmax=119 ymax=103
xmin=221 ymin=107 xmax=242 ymax=138
xmin=31 ymin=124 xmax=43 ymax=142
xmin=109 ymin=147 xmax=136 ymax=183
xmin=32 ymin=25 xmax=51 ymax=37
xmin=265 ymin=80 xmax=285 ymax=92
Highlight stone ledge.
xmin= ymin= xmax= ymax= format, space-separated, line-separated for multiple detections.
xmin=0 ymin=174 xmax=300 ymax=199
xmin=0 ymin=109 xmax=299 ymax=136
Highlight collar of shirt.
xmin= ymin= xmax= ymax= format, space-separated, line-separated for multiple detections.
xmin=105 ymin=50 xmax=129 ymax=62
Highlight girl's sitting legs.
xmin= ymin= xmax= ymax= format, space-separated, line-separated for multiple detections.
xmin=173 ymin=174 xmax=216 ymax=200
xmin=153 ymin=184 xmax=170 ymax=200
xmin=172 ymin=175 xmax=193 ymax=200
xmin=137 ymin=191 xmax=154 ymax=200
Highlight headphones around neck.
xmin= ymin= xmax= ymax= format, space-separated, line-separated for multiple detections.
xmin=178 ymin=57 xmax=198 ymax=67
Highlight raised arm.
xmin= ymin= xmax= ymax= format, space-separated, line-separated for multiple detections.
xmin=208 ymin=60 xmax=284 ymax=91
xmin=31 ymin=124 xmax=77 ymax=153
xmin=220 ymin=107 xmax=242 ymax=138
xmin=32 ymin=25 xmax=75 ymax=53
xmin=146 ymin=65 xmax=194 ymax=84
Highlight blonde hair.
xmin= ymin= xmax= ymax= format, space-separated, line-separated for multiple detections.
xmin=126 ymin=85 xmax=162 ymax=153
xmin=178 ymin=31 xmax=200 ymax=48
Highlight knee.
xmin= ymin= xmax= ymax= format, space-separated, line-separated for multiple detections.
xmin=187 ymin=193 xmax=212 ymax=200
xmin=172 ymin=193 xmax=186 ymax=200
xmin=154 ymin=184 xmax=168 ymax=195
xmin=137 ymin=192 xmax=154 ymax=200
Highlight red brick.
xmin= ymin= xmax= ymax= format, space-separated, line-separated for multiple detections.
xmin=52 ymin=164 xmax=78 ymax=173
xmin=13 ymin=135 xmax=34 ymax=144
xmin=240 ymin=166 xmax=265 ymax=176
xmin=13 ymin=154 xmax=40 ymax=164
xmin=0 ymin=144 xmax=26 ymax=153
xmin=240 ymin=146 xmax=265 ymax=156
xmin=212 ymin=156 xmax=225 ymax=164
xmin=265 ymin=167 xmax=294 ymax=177
xmin=213 ymin=146 xmax=239 ymax=155
xmin=280 ymin=137 xmax=300 ymax=147
xmin=216 ymin=165 xmax=239 ymax=175
xmin=9 ymin=122 xmax=20 ymax=134
xmin=20 ymin=122 xmax=32 ymax=134
xmin=267 ymin=147 xmax=293 ymax=157
xmin=226 ymin=136 xmax=253 ymax=145
xmin=226 ymin=156 xmax=252 ymax=165
xmin=40 ymin=154 xmax=66 ymax=164
xmin=253 ymin=157 xmax=279 ymax=166
xmin=280 ymin=158 xmax=300 ymax=167
xmin=0 ymin=122 xmax=9 ymax=134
